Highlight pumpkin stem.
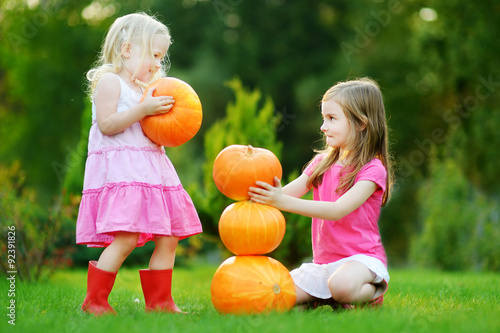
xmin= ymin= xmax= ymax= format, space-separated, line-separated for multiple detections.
xmin=246 ymin=145 xmax=254 ymax=156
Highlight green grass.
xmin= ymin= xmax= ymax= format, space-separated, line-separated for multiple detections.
xmin=2 ymin=265 xmax=500 ymax=332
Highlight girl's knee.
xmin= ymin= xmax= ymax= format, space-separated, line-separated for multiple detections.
xmin=327 ymin=275 xmax=357 ymax=303
xmin=114 ymin=232 xmax=140 ymax=253
xmin=154 ymin=236 xmax=179 ymax=249
xmin=327 ymin=261 xmax=377 ymax=303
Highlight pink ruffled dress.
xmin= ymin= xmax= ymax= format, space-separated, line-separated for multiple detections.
xmin=76 ymin=74 xmax=202 ymax=247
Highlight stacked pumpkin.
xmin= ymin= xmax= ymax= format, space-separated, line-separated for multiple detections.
xmin=210 ymin=145 xmax=297 ymax=314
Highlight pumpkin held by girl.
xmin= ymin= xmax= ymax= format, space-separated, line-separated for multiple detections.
xmin=140 ymin=77 xmax=202 ymax=147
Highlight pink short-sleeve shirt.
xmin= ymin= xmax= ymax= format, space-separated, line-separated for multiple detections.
xmin=304 ymin=155 xmax=388 ymax=267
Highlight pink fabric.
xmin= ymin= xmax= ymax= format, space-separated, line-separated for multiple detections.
xmin=303 ymin=155 xmax=387 ymax=266
xmin=76 ymin=74 xmax=202 ymax=247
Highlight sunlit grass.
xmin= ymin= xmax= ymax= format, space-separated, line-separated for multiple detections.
xmin=3 ymin=265 xmax=499 ymax=332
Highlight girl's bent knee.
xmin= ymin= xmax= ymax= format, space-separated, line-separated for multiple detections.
xmin=114 ymin=232 xmax=140 ymax=253
xmin=328 ymin=276 xmax=357 ymax=303
xmin=328 ymin=284 xmax=354 ymax=303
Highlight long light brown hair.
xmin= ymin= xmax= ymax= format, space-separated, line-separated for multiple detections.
xmin=306 ymin=78 xmax=393 ymax=206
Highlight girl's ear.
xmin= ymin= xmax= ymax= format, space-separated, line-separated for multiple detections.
xmin=121 ymin=42 xmax=131 ymax=58
xmin=358 ymin=115 xmax=368 ymax=131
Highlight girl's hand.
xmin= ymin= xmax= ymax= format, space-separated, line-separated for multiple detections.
xmin=248 ymin=177 xmax=286 ymax=209
xmin=140 ymin=87 xmax=175 ymax=117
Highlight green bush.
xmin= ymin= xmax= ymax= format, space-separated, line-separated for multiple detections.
xmin=410 ymin=140 xmax=500 ymax=271
xmin=0 ymin=162 xmax=76 ymax=281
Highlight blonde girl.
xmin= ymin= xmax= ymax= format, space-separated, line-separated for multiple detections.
xmin=76 ymin=12 xmax=202 ymax=315
xmin=249 ymin=78 xmax=393 ymax=309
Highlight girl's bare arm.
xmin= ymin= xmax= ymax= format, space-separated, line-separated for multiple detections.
xmin=95 ymin=73 xmax=174 ymax=135
xmin=249 ymin=176 xmax=377 ymax=221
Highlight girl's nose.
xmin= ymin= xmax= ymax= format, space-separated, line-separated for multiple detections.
xmin=155 ymin=58 xmax=162 ymax=69
xmin=320 ymin=122 xmax=327 ymax=132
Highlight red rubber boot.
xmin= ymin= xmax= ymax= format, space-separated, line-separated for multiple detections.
xmin=81 ymin=261 xmax=117 ymax=316
xmin=139 ymin=269 xmax=185 ymax=313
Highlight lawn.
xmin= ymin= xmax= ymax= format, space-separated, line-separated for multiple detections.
xmin=3 ymin=264 xmax=500 ymax=332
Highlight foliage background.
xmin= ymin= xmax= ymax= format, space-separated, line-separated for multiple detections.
xmin=1 ymin=0 xmax=499 ymax=279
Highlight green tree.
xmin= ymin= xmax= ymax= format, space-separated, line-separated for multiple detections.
xmin=189 ymin=77 xmax=282 ymax=235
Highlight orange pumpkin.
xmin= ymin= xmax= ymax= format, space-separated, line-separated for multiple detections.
xmin=219 ymin=201 xmax=285 ymax=255
xmin=211 ymin=256 xmax=296 ymax=314
xmin=140 ymin=77 xmax=202 ymax=147
xmin=213 ymin=145 xmax=282 ymax=201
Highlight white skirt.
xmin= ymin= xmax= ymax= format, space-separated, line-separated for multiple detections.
xmin=290 ymin=254 xmax=390 ymax=300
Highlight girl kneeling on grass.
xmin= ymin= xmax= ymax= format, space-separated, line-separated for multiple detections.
xmin=249 ymin=78 xmax=393 ymax=310
xmin=76 ymin=13 xmax=202 ymax=316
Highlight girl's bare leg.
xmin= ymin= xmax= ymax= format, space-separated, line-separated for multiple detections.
xmin=149 ymin=236 xmax=179 ymax=270
xmin=327 ymin=260 xmax=376 ymax=304
xmin=295 ymin=285 xmax=318 ymax=305
xmin=97 ymin=232 xmax=140 ymax=272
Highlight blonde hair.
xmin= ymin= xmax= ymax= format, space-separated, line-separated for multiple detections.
xmin=86 ymin=12 xmax=171 ymax=97
xmin=307 ymin=77 xmax=393 ymax=206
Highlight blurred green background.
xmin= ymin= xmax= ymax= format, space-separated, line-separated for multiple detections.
xmin=1 ymin=0 xmax=499 ymax=281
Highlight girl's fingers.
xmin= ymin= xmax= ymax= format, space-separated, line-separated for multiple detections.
xmin=158 ymin=105 xmax=172 ymax=114
xmin=145 ymin=91 xmax=174 ymax=104
xmin=163 ymin=97 xmax=175 ymax=104
xmin=249 ymin=194 xmax=266 ymax=204
xmin=255 ymin=181 xmax=273 ymax=189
